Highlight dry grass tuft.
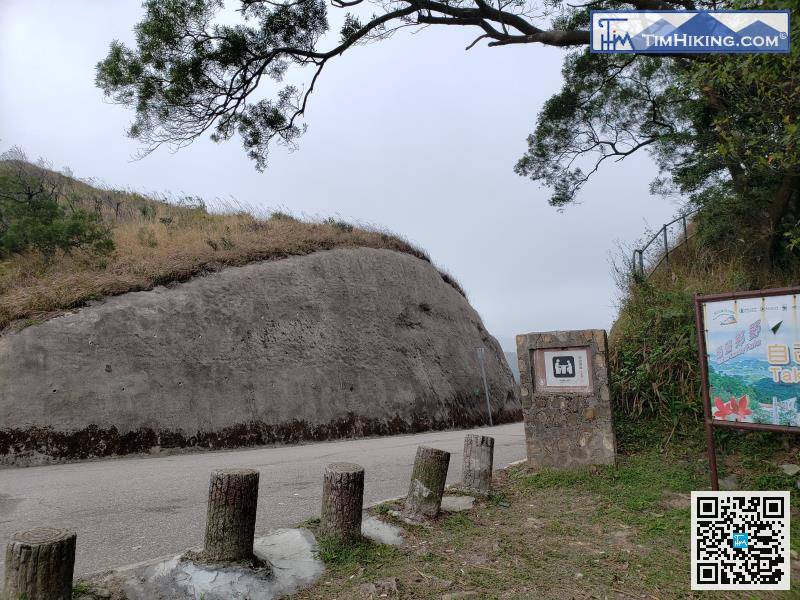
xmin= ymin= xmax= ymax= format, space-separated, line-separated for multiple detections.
xmin=0 ymin=162 xmax=464 ymax=332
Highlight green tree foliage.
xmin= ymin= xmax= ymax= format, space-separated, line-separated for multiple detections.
xmin=598 ymin=3 xmax=799 ymax=423
xmin=684 ymin=3 xmax=800 ymax=261
xmin=0 ymin=149 xmax=114 ymax=259
xmin=93 ymin=0 xmax=610 ymax=172
xmin=518 ymin=0 xmax=799 ymax=261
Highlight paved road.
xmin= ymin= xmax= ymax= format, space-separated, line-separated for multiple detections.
xmin=0 ymin=423 xmax=525 ymax=575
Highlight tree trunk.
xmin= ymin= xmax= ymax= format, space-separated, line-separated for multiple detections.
xmin=203 ymin=468 xmax=259 ymax=562
xmin=320 ymin=463 xmax=365 ymax=541
xmin=3 ymin=527 xmax=76 ymax=600
xmin=462 ymin=434 xmax=494 ymax=495
xmin=766 ymin=172 xmax=799 ymax=262
xmin=404 ymin=446 xmax=450 ymax=519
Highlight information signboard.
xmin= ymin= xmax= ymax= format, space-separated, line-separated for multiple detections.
xmin=703 ymin=293 xmax=800 ymax=427
xmin=695 ymin=287 xmax=800 ymax=489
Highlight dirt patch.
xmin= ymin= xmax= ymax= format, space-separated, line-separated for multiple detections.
xmin=659 ymin=491 xmax=690 ymax=511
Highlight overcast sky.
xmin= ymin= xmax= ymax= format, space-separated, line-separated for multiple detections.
xmin=0 ymin=1 xmax=681 ymax=351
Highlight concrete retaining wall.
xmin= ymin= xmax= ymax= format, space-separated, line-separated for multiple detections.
xmin=0 ymin=248 xmax=519 ymax=463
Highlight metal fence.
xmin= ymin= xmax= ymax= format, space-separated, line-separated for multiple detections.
xmin=632 ymin=208 xmax=699 ymax=278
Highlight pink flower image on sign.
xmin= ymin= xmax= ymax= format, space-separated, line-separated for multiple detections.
xmin=713 ymin=395 xmax=753 ymax=422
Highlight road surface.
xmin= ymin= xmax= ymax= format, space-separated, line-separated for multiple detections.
xmin=0 ymin=422 xmax=525 ymax=575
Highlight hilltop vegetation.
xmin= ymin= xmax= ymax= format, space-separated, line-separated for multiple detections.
xmin=609 ymin=222 xmax=800 ymax=444
xmin=605 ymin=5 xmax=799 ymax=449
xmin=0 ymin=151 xmax=463 ymax=332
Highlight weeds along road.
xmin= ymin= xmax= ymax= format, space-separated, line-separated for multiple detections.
xmin=0 ymin=422 xmax=524 ymax=575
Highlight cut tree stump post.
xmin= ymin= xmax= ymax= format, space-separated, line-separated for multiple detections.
xmin=3 ymin=527 xmax=76 ymax=600
xmin=203 ymin=468 xmax=259 ymax=562
xmin=462 ymin=434 xmax=494 ymax=495
xmin=404 ymin=446 xmax=450 ymax=519
xmin=320 ymin=462 xmax=365 ymax=541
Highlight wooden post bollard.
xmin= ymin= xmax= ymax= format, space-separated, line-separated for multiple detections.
xmin=3 ymin=527 xmax=76 ymax=600
xmin=203 ymin=468 xmax=259 ymax=562
xmin=320 ymin=463 xmax=365 ymax=541
xmin=462 ymin=434 xmax=494 ymax=495
xmin=404 ymin=446 xmax=450 ymax=519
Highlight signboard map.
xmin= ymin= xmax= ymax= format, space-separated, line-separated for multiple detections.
xmin=703 ymin=293 xmax=800 ymax=427
xmin=543 ymin=348 xmax=590 ymax=389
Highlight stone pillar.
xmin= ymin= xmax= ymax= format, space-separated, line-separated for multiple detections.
xmin=3 ymin=527 xmax=76 ymax=600
xmin=462 ymin=434 xmax=494 ymax=495
xmin=320 ymin=463 xmax=365 ymax=541
xmin=516 ymin=329 xmax=616 ymax=469
xmin=203 ymin=468 xmax=259 ymax=561
xmin=404 ymin=446 xmax=450 ymax=519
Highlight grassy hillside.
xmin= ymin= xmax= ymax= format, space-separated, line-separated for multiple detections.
xmin=609 ymin=224 xmax=800 ymax=442
xmin=0 ymin=159 xmax=464 ymax=332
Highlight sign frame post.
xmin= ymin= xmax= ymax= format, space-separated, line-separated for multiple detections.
xmin=694 ymin=286 xmax=800 ymax=491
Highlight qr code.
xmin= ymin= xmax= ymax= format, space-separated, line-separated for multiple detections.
xmin=691 ymin=491 xmax=790 ymax=590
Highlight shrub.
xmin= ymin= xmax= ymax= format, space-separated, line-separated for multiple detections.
xmin=0 ymin=203 xmax=113 ymax=259
xmin=610 ymin=279 xmax=700 ymax=422
xmin=269 ymin=210 xmax=297 ymax=222
xmin=324 ymin=217 xmax=354 ymax=233
xmin=0 ymin=150 xmax=114 ymax=259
